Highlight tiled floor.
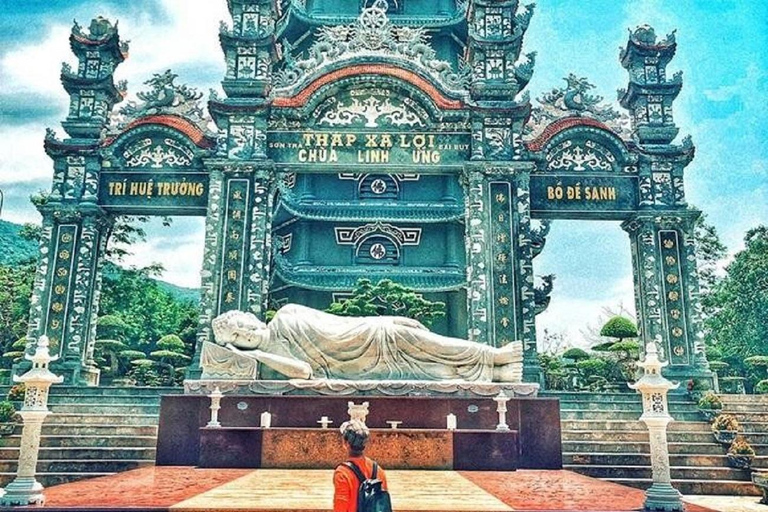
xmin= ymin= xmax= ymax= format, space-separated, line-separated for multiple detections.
xmin=14 ymin=466 xmax=719 ymax=512
xmin=684 ymin=495 xmax=767 ymax=512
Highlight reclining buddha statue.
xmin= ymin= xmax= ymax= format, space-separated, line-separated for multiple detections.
xmin=208 ymin=304 xmax=523 ymax=382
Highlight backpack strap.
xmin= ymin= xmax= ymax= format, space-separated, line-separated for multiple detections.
xmin=342 ymin=461 xmax=367 ymax=484
xmin=372 ymin=461 xmax=378 ymax=480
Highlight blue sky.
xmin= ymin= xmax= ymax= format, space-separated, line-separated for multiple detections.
xmin=0 ymin=0 xmax=766 ymax=348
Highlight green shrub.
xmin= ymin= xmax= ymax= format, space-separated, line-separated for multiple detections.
xmin=562 ymin=348 xmax=590 ymax=361
xmin=755 ymin=379 xmax=768 ymax=394
xmin=600 ymin=316 xmax=638 ymax=342
xmin=697 ymin=392 xmax=723 ymax=410
xmin=0 ymin=401 xmax=16 ymax=423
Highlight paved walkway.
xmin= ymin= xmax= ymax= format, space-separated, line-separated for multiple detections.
xmin=684 ymin=495 xmax=767 ymax=512
xmin=10 ymin=467 xmax=720 ymax=512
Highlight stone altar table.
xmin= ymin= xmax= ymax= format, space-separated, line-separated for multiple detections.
xmin=155 ymin=394 xmax=561 ymax=471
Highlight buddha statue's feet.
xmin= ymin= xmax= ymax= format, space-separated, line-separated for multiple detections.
xmin=493 ymin=341 xmax=523 ymax=365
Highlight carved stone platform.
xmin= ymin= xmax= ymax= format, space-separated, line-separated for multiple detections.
xmin=199 ymin=427 xmax=519 ymax=471
xmin=184 ymin=378 xmax=540 ymax=398
xmin=156 ymin=394 xmax=561 ymax=470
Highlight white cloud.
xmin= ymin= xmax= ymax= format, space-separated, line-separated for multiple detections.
xmin=537 ymin=274 xmax=635 ymax=351
xmin=1 ymin=1 xmax=227 ymax=98
xmin=118 ymin=217 xmax=206 ymax=288
xmin=0 ymin=124 xmax=52 ymax=184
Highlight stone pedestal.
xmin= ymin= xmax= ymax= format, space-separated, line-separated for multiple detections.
xmin=0 ymin=336 xmax=63 ymax=506
xmin=629 ymin=342 xmax=684 ymax=512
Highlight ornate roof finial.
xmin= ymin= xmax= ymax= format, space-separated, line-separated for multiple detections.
xmin=113 ymin=70 xmax=210 ymax=134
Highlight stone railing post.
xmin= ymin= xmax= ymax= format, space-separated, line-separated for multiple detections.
xmin=0 ymin=336 xmax=63 ymax=506
xmin=629 ymin=342 xmax=684 ymax=512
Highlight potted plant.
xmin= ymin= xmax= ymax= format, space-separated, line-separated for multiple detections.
xmin=727 ymin=436 xmax=756 ymax=469
xmin=0 ymin=401 xmax=18 ymax=435
xmin=711 ymin=414 xmax=739 ymax=444
xmin=697 ymin=391 xmax=723 ymax=421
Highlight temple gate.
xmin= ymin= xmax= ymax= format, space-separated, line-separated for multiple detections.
xmin=24 ymin=0 xmax=712 ymax=387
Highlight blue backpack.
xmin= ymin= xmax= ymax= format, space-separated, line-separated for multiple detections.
xmin=342 ymin=460 xmax=392 ymax=512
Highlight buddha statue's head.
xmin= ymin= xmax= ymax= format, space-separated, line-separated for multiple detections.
xmin=212 ymin=310 xmax=268 ymax=347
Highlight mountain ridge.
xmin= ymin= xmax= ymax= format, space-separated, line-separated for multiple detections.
xmin=0 ymin=219 xmax=200 ymax=303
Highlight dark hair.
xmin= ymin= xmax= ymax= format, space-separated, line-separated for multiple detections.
xmin=340 ymin=420 xmax=369 ymax=456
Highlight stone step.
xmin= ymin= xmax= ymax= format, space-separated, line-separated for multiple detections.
xmin=0 ymin=458 xmax=152 ymax=473
xmin=540 ymin=392 xmax=641 ymax=402
xmin=566 ymin=464 xmax=754 ymax=481
xmin=0 ymin=434 xmax=158 ymax=448
xmin=0 ymin=447 xmax=155 ymax=460
xmin=0 ymin=472 xmax=114 ymax=488
xmin=610 ymin=478 xmax=761 ymax=496
xmin=48 ymin=404 xmax=161 ymax=415
xmin=564 ymin=453 xmax=768 ymax=467
xmin=561 ymin=419 xmax=711 ymax=431
xmin=559 ymin=410 xmax=702 ymax=421
xmin=719 ymin=394 xmax=768 ymax=404
xmin=42 ymin=413 xmax=159 ymax=426
xmin=47 ymin=394 xmax=164 ymax=405
xmin=41 ymin=424 xmax=158 ymax=437
xmin=560 ymin=430 xmax=757 ymax=444
xmin=561 ymin=441 xmax=747 ymax=455
xmin=720 ymin=411 xmax=768 ymax=422
xmin=48 ymin=386 xmax=181 ymax=397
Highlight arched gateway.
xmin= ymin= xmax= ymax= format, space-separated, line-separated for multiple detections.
xmin=25 ymin=1 xmax=712 ymax=387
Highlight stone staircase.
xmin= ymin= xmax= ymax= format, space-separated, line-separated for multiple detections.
xmin=0 ymin=386 xmax=765 ymax=494
xmin=0 ymin=386 xmax=181 ymax=487
xmin=541 ymin=391 xmax=768 ymax=495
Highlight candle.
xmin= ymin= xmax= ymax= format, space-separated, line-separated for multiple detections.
xmin=446 ymin=413 xmax=457 ymax=431
xmin=260 ymin=411 xmax=272 ymax=429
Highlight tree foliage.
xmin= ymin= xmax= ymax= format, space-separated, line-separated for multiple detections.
xmin=0 ymin=261 xmax=35 ymax=368
xmin=327 ymin=279 xmax=445 ymax=327
xmin=694 ymin=212 xmax=728 ymax=301
xmin=599 ymin=316 xmax=638 ymax=342
xmin=704 ymin=226 xmax=768 ymax=390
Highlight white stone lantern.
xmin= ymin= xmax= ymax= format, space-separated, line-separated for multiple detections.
xmin=628 ymin=341 xmax=684 ymax=512
xmin=0 ymin=336 xmax=63 ymax=506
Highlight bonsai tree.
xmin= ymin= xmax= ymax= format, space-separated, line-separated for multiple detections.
xmin=562 ymin=348 xmax=590 ymax=362
xmin=327 ymin=279 xmax=446 ymax=328
xmin=1 ymin=338 xmax=27 ymax=365
xmin=94 ymin=315 xmax=131 ymax=379
xmin=149 ymin=334 xmax=191 ymax=386
xmin=599 ymin=316 xmax=638 ymax=344
xmin=745 ymin=355 xmax=768 ymax=391
xmin=755 ymin=380 xmax=768 ymax=394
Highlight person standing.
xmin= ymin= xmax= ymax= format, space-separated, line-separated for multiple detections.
xmin=333 ymin=420 xmax=391 ymax=512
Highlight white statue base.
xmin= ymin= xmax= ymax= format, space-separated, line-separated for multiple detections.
xmin=185 ymin=378 xmax=538 ymax=398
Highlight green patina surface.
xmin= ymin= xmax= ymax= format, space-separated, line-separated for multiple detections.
xmin=23 ymin=0 xmax=712 ymax=387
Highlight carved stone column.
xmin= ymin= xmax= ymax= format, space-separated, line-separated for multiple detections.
xmin=623 ymin=213 xmax=713 ymax=386
xmin=463 ymin=167 xmax=491 ymax=344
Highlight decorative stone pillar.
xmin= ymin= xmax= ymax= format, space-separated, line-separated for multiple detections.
xmin=628 ymin=341 xmax=684 ymax=512
xmin=623 ymin=213 xmax=713 ymax=387
xmin=1 ymin=336 xmax=63 ymax=506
